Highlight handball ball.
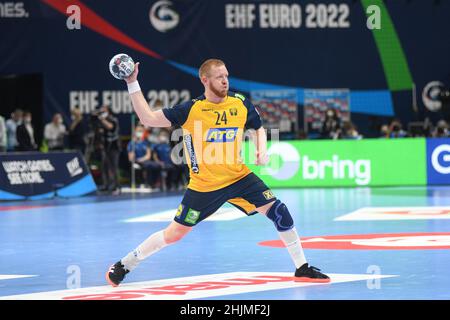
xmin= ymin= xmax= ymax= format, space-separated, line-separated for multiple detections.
xmin=109 ymin=53 xmax=135 ymax=80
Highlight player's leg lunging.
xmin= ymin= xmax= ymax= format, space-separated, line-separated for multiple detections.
xmin=257 ymin=200 xmax=330 ymax=283
xmin=106 ymin=221 xmax=191 ymax=287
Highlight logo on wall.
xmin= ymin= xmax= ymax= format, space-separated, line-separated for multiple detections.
xmin=149 ymin=0 xmax=179 ymax=32
xmin=0 ymin=2 xmax=29 ymax=18
xmin=431 ymin=144 xmax=450 ymax=174
xmin=422 ymin=81 xmax=445 ymax=112
xmin=66 ymin=157 xmax=83 ymax=178
xmin=426 ymin=138 xmax=450 ymax=185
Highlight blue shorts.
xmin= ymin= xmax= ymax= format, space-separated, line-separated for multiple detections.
xmin=174 ymin=173 xmax=277 ymax=227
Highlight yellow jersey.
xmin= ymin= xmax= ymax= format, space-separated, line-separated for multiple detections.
xmin=162 ymin=92 xmax=262 ymax=192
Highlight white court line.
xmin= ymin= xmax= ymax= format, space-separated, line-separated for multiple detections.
xmin=0 ymin=275 xmax=37 ymax=281
xmin=335 ymin=206 xmax=450 ymax=221
xmin=0 ymin=272 xmax=397 ymax=300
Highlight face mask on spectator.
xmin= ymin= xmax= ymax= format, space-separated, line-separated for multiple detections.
xmin=148 ymin=134 xmax=159 ymax=144
xmin=135 ymin=131 xmax=143 ymax=139
xmin=159 ymin=135 xmax=169 ymax=143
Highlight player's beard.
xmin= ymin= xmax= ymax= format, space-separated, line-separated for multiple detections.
xmin=210 ymin=83 xmax=228 ymax=98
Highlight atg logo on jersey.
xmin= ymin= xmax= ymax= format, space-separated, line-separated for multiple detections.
xmin=206 ymin=128 xmax=238 ymax=142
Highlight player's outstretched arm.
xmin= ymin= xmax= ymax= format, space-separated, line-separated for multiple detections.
xmin=125 ymin=62 xmax=172 ymax=128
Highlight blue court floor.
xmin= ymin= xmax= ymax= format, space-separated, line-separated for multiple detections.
xmin=1 ymin=186 xmax=450 ymax=300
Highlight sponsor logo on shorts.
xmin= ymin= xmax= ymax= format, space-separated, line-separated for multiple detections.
xmin=229 ymin=108 xmax=238 ymax=116
xmin=185 ymin=208 xmax=200 ymax=224
xmin=206 ymin=128 xmax=238 ymax=142
xmin=262 ymin=190 xmax=275 ymax=200
xmin=176 ymin=204 xmax=184 ymax=217
xmin=259 ymin=232 xmax=450 ymax=250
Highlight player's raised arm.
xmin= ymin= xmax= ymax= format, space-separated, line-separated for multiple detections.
xmin=124 ymin=62 xmax=172 ymax=128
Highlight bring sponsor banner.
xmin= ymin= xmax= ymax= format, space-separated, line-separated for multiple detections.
xmin=244 ymin=138 xmax=427 ymax=187
xmin=0 ymin=151 xmax=97 ymax=200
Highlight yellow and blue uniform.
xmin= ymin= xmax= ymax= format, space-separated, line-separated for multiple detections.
xmin=162 ymin=91 xmax=276 ymax=226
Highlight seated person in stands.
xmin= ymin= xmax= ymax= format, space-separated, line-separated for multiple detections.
xmin=127 ymin=124 xmax=161 ymax=188
xmin=388 ymin=119 xmax=407 ymax=138
xmin=153 ymin=129 xmax=180 ymax=191
xmin=432 ymin=120 xmax=449 ymax=138
xmin=341 ymin=121 xmax=363 ymax=140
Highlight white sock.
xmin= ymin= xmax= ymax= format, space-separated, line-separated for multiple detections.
xmin=278 ymin=227 xmax=307 ymax=269
xmin=121 ymin=230 xmax=168 ymax=271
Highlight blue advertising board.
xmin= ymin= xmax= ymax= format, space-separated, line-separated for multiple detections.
xmin=426 ymin=138 xmax=450 ymax=186
xmin=0 ymin=151 xmax=97 ymax=200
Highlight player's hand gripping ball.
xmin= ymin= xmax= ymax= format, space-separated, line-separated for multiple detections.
xmin=109 ymin=53 xmax=135 ymax=80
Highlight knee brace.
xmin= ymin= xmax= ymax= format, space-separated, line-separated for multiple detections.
xmin=266 ymin=200 xmax=294 ymax=232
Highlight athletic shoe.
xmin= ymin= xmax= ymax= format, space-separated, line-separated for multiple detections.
xmin=106 ymin=261 xmax=129 ymax=287
xmin=294 ymin=263 xmax=330 ymax=283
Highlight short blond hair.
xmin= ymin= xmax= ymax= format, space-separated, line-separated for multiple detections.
xmin=198 ymin=58 xmax=225 ymax=78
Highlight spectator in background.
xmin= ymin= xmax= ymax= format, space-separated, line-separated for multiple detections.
xmin=144 ymin=99 xmax=164 ymax=144
xmin=321 ymin=108 xmax=341 ymax=139
xmin=432 ymin=120 xmax=449 ymax=138
xmin=423 ymin=117 xmax=433 ymax=137
xmin=296 ymin=129 xmax=307 ymax=140
xmin=153 ymin=99 xmax=164 ymax=110
xmin=153 ymin=129 xmax=179 ymax=191
xmin=388 ymin=119 xmax=407 ymax=138
xmin=279 ymin=113 xmax=293 ymax=140
xmin=97 ymin=105 xmax=121 ymax=193
xmin=341 ymin=121 xmax=363 ymax=140
xmin=127 ymin=124 xmax=161 ymax=188
xmin=16 ymin=111 xmax=37 ymax=151
xmin=0 ymin=114 xmax=6 ymax=152
xmin=44 ymin=113 xmax=66 ymax=151
xmin=6 ymin=109 xmax=22 ymax=151
xmin=379 ymin=124 xmax=390 ymax=138
xmin=146 ymin=127 xmax=161 ymax=146
xmin=68 ymin=107 xmax=86 ymax=154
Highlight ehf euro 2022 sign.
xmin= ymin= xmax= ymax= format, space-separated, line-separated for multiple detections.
xmin=245 ymin=138 xmax=450 ymax=188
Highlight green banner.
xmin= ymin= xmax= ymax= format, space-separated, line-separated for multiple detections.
xmin=244 ymin=138 xmax=426 ymax=187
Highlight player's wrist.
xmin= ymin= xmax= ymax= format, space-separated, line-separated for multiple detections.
xmin=127 ymin=80 xmax=141 ymax=94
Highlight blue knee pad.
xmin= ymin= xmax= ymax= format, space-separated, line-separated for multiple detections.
xmin=266 ymin=200 xmax=294 ymax=232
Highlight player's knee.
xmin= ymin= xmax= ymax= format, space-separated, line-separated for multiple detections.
xmin=164 ymin=225 xmax=190 ymax=243
xmin=266 ymin=200 xmax=294 ymax=232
